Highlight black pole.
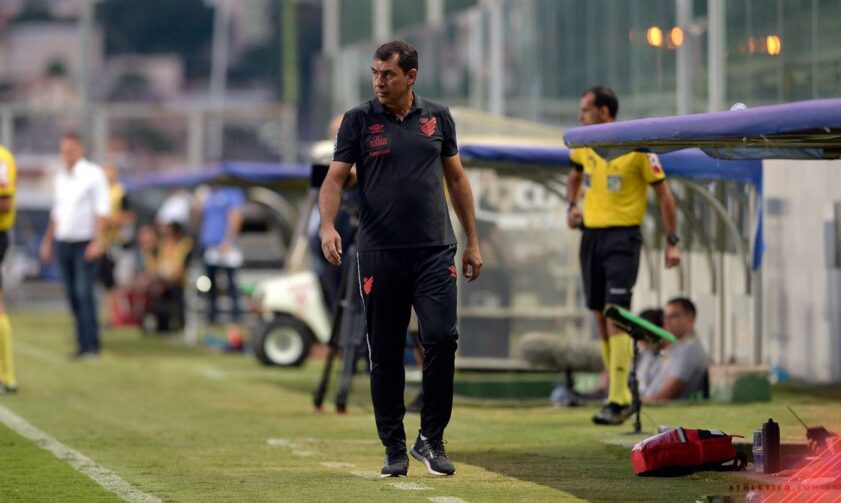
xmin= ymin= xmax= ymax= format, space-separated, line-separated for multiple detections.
xmin=629 ymin=333 xmax=642 ymax=434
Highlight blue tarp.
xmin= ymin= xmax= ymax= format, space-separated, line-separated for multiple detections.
xmin=124 ymin=161 xmax=310 ymax=191
xmin=563 ymin=98 xmax=841 ymax=160
xmin=460 ymin=143 xmax=764 ymax=269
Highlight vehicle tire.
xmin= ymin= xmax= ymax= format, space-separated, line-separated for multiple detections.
xmin=253 ymin=315 xmax=313 ymax=367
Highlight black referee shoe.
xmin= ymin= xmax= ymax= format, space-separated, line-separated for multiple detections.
xmin=411 ymin=435 xmax=455 ymax=476
xmin=380 ymin=446 xmax=409 ymax=478
xmin=592 ymin=402 xmax=633 ymax=425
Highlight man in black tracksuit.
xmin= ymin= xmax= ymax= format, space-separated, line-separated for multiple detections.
xmin=319 ymin=40 xmax=482 ymax=478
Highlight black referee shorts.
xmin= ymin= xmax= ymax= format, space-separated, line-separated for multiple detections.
xmin=0 ymin=231 xmax=7 ymax=289
xmin=357 ymin=244 xmax=459 ymax=447
xmin=580 ymin=226 xmax=642 ymax=310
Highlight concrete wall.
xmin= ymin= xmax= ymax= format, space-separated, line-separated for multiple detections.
xmin=762 ymin=159 xmax=841 ymax=383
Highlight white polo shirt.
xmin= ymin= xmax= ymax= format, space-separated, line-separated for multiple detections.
xmin=52 ymin=158 xmax=110 ymax=242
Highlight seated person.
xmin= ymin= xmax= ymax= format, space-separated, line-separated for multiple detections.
xmin=643 ymin=297 xmax=708 ymax=402
xmin=148 ymin=222 xmax=193 ymax=331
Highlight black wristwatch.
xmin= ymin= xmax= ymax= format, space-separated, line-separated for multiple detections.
xmin=666 ymin=234 xmax=680 ymax=246
xmin=567 ymin=202 xmax=577 ymax=212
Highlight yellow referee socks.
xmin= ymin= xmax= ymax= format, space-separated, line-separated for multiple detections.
xmin=0 ymin=314 xmax=15 ymax=387
xmin=599 ymin=339 xmax=610 ymax=371
xmin=607 ymin=333 xmax=633 ymax=406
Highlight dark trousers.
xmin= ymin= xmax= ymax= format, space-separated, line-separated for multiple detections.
xmin=204 ymin=263 xmax=240 ymax=323
xmin=55 ymin=241 xmax=101 ymax=353
xmin=357 ymin=244 xmax=459 ymax=448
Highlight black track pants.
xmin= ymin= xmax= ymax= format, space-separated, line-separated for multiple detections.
xmin=357 ymin=244 xmax=459 ymax=449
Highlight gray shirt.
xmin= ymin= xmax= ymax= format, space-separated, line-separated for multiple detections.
xmin=643 ymin=332 xmax=708 ymax=400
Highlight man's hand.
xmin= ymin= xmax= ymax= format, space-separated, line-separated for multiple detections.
xmin=462 ymin=244 xmax=483 ymax=282
xmin=566 ymin=207 xmax=582 ymax=229
xmin=39 ymin=239 xmax=53 ymax=264
xmin=665 ymin=243 xmax=681 ymax=268
xmin=321 ymin=227 xmax=343 ymax=266
xmin=85 ymin=240 xmax=104 ymax=262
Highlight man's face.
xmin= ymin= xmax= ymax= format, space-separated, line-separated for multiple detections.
xmin=664 ymin=303 xmax=693 ymax=338
xmin=578 ymin=92 xmax=611 ymax=126
xmin=371 ymin=53 xmax=416 ymax=108
xmin=60 ymin=138 xmax=84 ymax=168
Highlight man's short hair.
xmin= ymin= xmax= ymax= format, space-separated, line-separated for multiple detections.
xmin=667 ymin=297 xmax=697 ymax=318
xmin=582 ymin=86 xmax=619 ymax=118
xmin=374 ymin=40 xmax=418 ymax=74
xmin=62 ymin=131 xmax=84 ymax=145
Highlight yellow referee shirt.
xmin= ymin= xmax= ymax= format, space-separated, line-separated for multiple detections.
xmin=0 ymin=145 xmax=17 ymax=232
xmin=569 ymin=147 xmax=666 ymax=228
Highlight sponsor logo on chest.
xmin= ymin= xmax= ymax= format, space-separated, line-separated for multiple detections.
xmin=367 ymin=123 xmax=391 ymax=157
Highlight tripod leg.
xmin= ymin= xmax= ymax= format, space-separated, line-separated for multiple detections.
xmin=629 ymin=338 xmax=642 ymax=433
xmin=564 ymin=367 xmax=578 ymax=407
xmin=335 ymin=340 xmax=359 ymax=414
xmin=313 ymin=259 xmax=352 ymax=410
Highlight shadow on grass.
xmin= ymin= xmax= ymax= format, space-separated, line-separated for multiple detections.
xmin=773 ymin=382 xmax=841 ymax=402
xmin=458 ymin=444 xmax=740 ymax=503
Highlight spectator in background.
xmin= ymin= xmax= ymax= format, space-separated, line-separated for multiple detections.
xmin=134 ymin=224 xmax=159 ymax=285
xmin=148 ymin=222 xmax=193 ymax=331
xmin=643 ymin=297 xmax=709 ymax=402
xmin=156 ymin=188 xmax=193 ymax=230
xmin=196 ymin=185 xmax=245 ymax=325
xmin=0 ymin=143 xmax=18 ymax=392
xmin=39 ymin=133 xmax=110 ymax=359
xmin=130 ymin=224 xmax=159 ymax=324
xmin=100 ymin=161 xmax=134 ymax=326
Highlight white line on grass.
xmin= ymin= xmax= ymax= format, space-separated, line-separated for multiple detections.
xmin=0 ymin=403 xmax=161 ymax=503
xmin=266 ymin=438 xmax=298 ymax=448
xmin=350 ymin=470 xmax=381 ymax=480
xmin=429 ymin=497 xmax=470 ymax=503
xmin=321 ymin=461 xmax=356 ymax=468
xmin=292 ymin=450 xmax=318 ymax=457
xmin=197 ymin=366 xmax=226 ymax=380
xmin=13 ymin=340 xmax=66 ymax=364
xmin=388 ymin=481 xmax=433 ymax=491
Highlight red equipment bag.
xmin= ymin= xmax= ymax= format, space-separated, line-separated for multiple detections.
xmin=631 ymin=428 xmax=746 ymax=475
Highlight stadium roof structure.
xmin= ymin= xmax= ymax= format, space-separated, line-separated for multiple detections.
xmin=459 ymin=144 xmax=761 ymax=186
xmin=562 ymin=98 xmax=841 ymax=160
xmin=124 ymin=161 xmax=310 ymax=191
xmin=459 ymin=143 xmax=764 ymax=270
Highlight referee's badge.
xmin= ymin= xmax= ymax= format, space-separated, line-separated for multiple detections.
xmin=646 ymin=153 xmax=664 ymax=174
xmin=607 ymin=175 xmax=622 ymax=192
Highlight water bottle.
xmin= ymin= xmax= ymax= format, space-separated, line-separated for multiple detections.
xmin=769 ymin=359 xmax=789 ymax=384
xmin=762 ymin=418 xmax=780 ymax=474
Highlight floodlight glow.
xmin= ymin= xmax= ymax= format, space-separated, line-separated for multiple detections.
xmin=767 ymin=35 xmax=781 ymax=56
xmin=646 ymin=26 xmax=663 ymax=47
xmin=670 ymin=27 xmax=684 ymax=47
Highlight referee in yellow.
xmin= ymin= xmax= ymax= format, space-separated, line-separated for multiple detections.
xmin=567 ymin=86 xmax=680 ymax=425
xmin=0 ymin=144 xmax=18 ymax=393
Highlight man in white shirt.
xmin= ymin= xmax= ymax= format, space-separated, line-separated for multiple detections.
xmin=643 ymin=297 xmax=709 ymax=401
xmin=156 ymin=188 xmax=193 ymax=229
xmin=39 ymin=133 xmax=110 ymax=359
